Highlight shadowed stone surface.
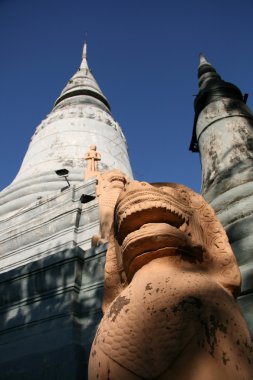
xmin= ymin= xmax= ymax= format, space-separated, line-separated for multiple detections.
xmin=0 ymin=245 xmax=106 ymax=380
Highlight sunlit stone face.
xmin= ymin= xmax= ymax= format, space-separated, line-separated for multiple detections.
xmin=89 ymin=180 xmax=253 ymax=380
xmin=114 ymin=181 xmax=240 ymax=293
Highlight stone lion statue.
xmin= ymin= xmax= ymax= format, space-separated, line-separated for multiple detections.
xmin=89 ymin=180 xmax=253 ymax=379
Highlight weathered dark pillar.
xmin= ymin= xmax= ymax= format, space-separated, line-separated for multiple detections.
xmin=190 ymin=54 xmax=253 ymax=338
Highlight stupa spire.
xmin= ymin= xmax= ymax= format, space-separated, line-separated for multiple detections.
xmin=189 ymin=54 xmax=244 ymax=152
xmin=197 ymin=53 xmax=221 ymax=90
xmin=0 ymin=40 xmax=132 ymax=214
xmin=83 ymin=39 xmax=87 ymax=58
xmin=80 ymin=39 xmax=88 ymax=70
xmin=199 ymin=52 xmax=211 ymax=67
xmin=54 ymin=39 xmax=110 ymax=110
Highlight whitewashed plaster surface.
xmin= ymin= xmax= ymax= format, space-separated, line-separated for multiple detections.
xmin=0 ymin=44 xmax=133 ymax=215
xmin=0 ymin=179 xmax=99 ymax=272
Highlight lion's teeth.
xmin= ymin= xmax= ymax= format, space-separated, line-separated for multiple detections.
xmin=132 ymin=205 xmax=138 ymax=213
xmin=180 ymin=222 xmax=188 ymax=232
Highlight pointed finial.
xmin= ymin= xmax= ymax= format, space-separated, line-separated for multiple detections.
xmin=82 ymin=42 xmax=87 ymax=59
xmin=82 ymin=32 xmax=88 ymax=59
xmin=80 ymin=33 xmax=89 ymax=70
xmin=199 ymin=52 xmax=211 ymax=67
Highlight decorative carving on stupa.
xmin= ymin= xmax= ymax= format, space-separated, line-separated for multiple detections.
xmin=88 ymin=181 xmax=253 ymax=380
xmin=84 ymin=145 xmax=101 ymax=180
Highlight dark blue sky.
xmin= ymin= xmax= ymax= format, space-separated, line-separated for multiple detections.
xmin=1 ymin=0 xmax=253 ymax=192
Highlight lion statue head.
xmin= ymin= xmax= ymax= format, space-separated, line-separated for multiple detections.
xmin=102 ymin=180 xmax=240 ymax=312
